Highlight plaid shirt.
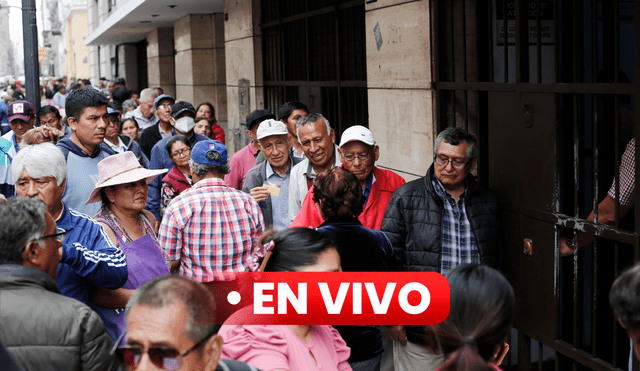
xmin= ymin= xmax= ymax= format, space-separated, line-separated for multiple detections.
xmin=608 ymin=138 xmax=635 ymax=206
xmin=431 ymin=173 xmax=479 ymax=275
xmin=159 ymin=177 xmax=265 ymax=282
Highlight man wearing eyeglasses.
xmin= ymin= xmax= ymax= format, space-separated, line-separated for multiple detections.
xmin=119 ymin=275 xmax=258 ymax=371
xmin=11 ymin=143 xmax=128 ymax=306
xmin=290 ymin=125 xmax=406 ymax=230
xmin=0 ymin=197 xmax=118 ymax=371
xmin=139 ymin=93 xmax=176 ymax=159
xmin=380 ymin=127 xmax=500 ymax=371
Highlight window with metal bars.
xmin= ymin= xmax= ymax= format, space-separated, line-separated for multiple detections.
xmin=261 ymin=0 xmax=368 ymax=141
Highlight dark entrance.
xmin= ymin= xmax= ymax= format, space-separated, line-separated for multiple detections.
xmin=432 ymin=0 xmax=639 ymax=369
xmin=261 ymin=0 xmax=368 ymax=141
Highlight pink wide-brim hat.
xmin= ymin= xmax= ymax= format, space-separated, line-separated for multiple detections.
xmin=85 ymin=151 xmax=168 ymax=205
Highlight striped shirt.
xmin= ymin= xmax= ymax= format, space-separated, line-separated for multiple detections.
xmin=431 ymin=173 xmax=479 ymax=275
xmin=159 ymin=177 xmax=265 ymax=282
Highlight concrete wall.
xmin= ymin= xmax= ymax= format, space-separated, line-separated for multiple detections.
xmin=147 ymin=28 xmax=176 ymax=97
xmin=224 ymin=0 xmax=263 ymax=155
xmin=117 ymin=44 xmax=138 ymax=92
xmin=365 ymin=0 xmax=434 ymax=181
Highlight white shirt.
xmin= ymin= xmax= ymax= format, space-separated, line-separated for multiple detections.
xmin=288 ymin=145 xmax=341 ymax=221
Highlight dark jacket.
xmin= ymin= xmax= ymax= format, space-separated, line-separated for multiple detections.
xmin=0 ymin=265 xmax=117 ymax=371
xmin=317 ymin=217 xmax=394 ymax=362
xmin=242 ymin=154 xmax=302 ymax=227
xmin=380 ymin=164 xmax=500 ymax=343
xmin=101 ymin=134 xmax=150 ymax=168
xmin=139 ymin=122 xmax=164 ymax=159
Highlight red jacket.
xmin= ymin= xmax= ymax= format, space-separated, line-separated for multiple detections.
xmin=290 ymin=166 xmax=406 ymax=230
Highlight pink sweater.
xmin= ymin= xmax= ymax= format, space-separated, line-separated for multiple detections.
xmin=219 ymin=324 xmax=352 ymax=371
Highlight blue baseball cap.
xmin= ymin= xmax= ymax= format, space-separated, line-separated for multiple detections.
xmin=191 ymin=140 xmax=228 ymax=166
xmin=107 ymin=107 xmax=119 ymax=115
xmin=153 ymin=94 xmax=175 ymax=110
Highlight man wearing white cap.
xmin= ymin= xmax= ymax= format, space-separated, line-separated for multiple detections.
xmin=290 ymin=125 xmax=405 ymax=230
xmin=242 ymin=119 xmax=303 ymax=230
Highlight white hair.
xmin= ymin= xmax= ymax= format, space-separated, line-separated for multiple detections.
xmin=11 ymin=143 xmax=66 ymax=185
xmin=140 ymin=88 xmax=158 ymax=104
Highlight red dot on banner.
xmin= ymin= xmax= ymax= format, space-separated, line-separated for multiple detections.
xmin=407 ymin=291 xmax=423 ymax=306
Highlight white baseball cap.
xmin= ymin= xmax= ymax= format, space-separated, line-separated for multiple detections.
xmin=339 ymin=125 xmax=376 ymax=147
xmin=257 ymin=119 xmax=289 ymax=140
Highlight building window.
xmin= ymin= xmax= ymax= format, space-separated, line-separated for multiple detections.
xmin=261 ymin=0 xmax=368 ymax=140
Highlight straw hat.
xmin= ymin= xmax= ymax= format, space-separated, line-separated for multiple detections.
xmin=85 ymin=151 xmax=167 ymax=204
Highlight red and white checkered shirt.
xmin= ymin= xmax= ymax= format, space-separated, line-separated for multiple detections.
xmin=608 ymin=138 xmax=636 ymax=206
xmin=159 ymin=177 xmax=265 ymax=282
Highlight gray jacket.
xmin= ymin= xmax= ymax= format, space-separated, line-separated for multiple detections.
xmin=242 ymin=154 xmax=302 ymax=227
xmin=0 ymin=265 xmax=117 ymax=371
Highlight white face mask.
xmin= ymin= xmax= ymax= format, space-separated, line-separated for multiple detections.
xmin=174 ymin=116 xmax=195 ymax=133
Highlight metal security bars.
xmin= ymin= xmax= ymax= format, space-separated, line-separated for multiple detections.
xmin=261 ymin=0 xmax=368 ymax=137
xmin=431 ymin=0 xmax=638 ymax=370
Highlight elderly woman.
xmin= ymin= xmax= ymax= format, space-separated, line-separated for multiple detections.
xmin=314 ymin=167 xmax=395 ymax=371
xmin=160 ymin=135 xmax=193 ymax=215
xmin=85 ymin=151 xmax=170 ymax=342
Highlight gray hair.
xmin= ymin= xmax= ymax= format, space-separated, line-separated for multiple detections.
xmin=296 ymin=113 xmax=332 ymax=144
xmin=189 ymin=153 xmax=230 ymax=178
xmin=125 ymin=275 xmax=216 ymax=342
xmin=122 ymin=99 xmax=138 ymax=111
xmin=139 ymin=88 xmax=158 ymax=104
xmin=610 ymin=263 xmax=640 ymax=331
xmin=11 ymin=143 xmax=67 ymax=186
xmin=433 ymin=127 xmax=479 ymax=159
xmin=0 ymin=197 xmax=47 ymax=264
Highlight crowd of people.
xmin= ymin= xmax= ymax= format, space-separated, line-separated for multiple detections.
xmin=0 ymin=79 xmax=638 ymax=371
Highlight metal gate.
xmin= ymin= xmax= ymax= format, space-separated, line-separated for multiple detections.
xmin=432 ymin=0 xmax=639 ymax=370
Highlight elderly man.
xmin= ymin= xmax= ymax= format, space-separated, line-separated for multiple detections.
xmin=12 ymin=143 xmax=127 ymax=305
xmin=243 ymin=119 xmax=303 ymax=230
xmin=159 ymin=140 xmax=264 ymax=281
xmin=380 ymin=127 xmax=500 ymax=371
xmin=225 ymin=109 xmax=275 ymax=190
xmin=138 ymin=93 xmax=175 ymax=158
xmin=291 ymin=125 xmax=406 ymax=230
xmin=101 ymin=107 xmax=149 ymax=167
xmin=0 ymin=197 xmax=118 ymax=371
xmin=610 ymin=263 xmax=640 ymax=369
xmin=288 ymin=113 xmax=342 ymax=220
xmin=56 ymin=87 xmax=112 ymax=216
xmin=123 ymin=88 xmax=158 ymax=131
xmin=146 ymin=101 xmax=209 ymax=220
xmin=120 ymin=275 xmax=257 ymax=371
xmin=0 ymin=100 xmax=35 ymax=198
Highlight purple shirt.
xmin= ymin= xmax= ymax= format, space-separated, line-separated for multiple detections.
xmin=224 ymin=142 xmax=259 ymax=190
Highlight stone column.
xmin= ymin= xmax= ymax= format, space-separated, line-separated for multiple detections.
xmin=117 ymin=44 xmax=139 ymax=93
xmin=147 ymin=28 xmax=176 ymax=97
xmin=365 ymin=0 xmax=434 ymax=181
xmin=174 ymin=13 xmax=227 ymax=133
xmin=224 ymin=0 xmax=263 ymax=155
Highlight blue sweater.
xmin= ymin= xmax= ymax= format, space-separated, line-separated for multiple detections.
xmin=56 ymin=204 xmax=128 ymax=304
xmin=317 ymin=217 xmax=395 ymax=363
xmin=57 ymin=138 xmax=111 ymax=216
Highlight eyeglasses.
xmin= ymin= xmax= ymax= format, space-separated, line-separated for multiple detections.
xmin=434 ymin=155 xmax=470 ymax=170
xmin=170 ymin=148 xmax=191 ymax=158
xmin=157 ymin=104 xmax=173 ymax=111
xmin=108 ymin=116 xmax=120 ymax=125
xmin=40 ymin=228 xmax=69 ymax=243
xmin=113 ymin=331 xmax=215 ymax=370
xmin=342 ymin=152 xmax=372 ymax=162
